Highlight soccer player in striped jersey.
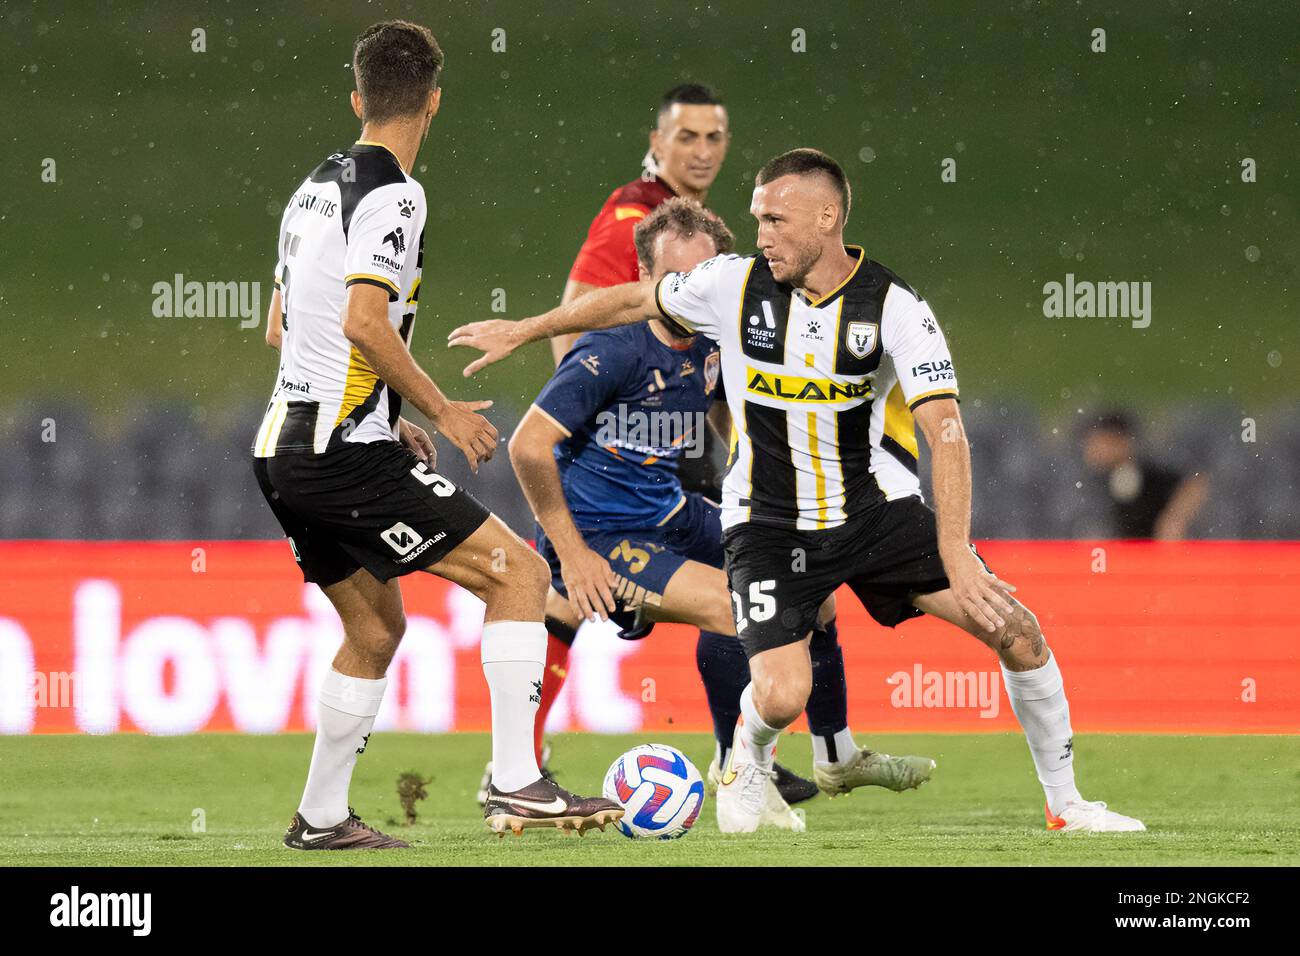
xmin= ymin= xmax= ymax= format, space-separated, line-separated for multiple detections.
xmin=255 ymin=21 xmax=621 ymax=845
xmin=449 ymin=148 xmax=1146 ymax=835
xmin=506 ymin=199 xmax=934 ymax=829
xmin=528 ymin=88 xmax=906 ymax=808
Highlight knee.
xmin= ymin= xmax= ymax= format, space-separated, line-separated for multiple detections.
xmin=520 ymin=547 xmax=551 ymax=593
xmin=751 ymin=670 xmax=809 ymax=729
xmin=491 ymin=542 xmax=549 ymax=591
xmin=345 ymin=606 xmax=405 ymax=664
xmin=383 ymin=606 xmax=407 ymax=642
xmin=994 ymin=601 xmax=1045 ymax=661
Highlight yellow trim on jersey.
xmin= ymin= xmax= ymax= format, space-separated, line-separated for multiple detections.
xmin=345 ymin=272 xmax=401 ymax=296
xmin=614 ymin=206 xmax=648 ymax=221
xmin=257 ymin=399 xmax=288 ymax=457
xmin=907 ymin=386 xmax=960 ymax=410
xmin=803 ymin=245 xmax=865 ymax=308
xmin=735 ymin=256 xmax=759 ymax=524
xmin=745 ymin=367 xmax=872 ymax=403
xmin=530 ymin=404 xmax=573 ymax=439
xmin=653 ymin=276 xmax=694 ymax=333
xmin=334 ymin=347 xmax=380 ymax=427
xmin=354 ymin=140 xmax=402 ymax=164
xmin=806 ymin=412 xmax=829 ymax=529
xmin=829 ymin=297 xmax=847 ymax=371
xmin=884 ymin=383 xmax=920 ymax=459
xmin=406 ymin=276 xmax=421 ymax=305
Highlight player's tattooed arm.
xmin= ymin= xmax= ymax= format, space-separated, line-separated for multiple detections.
xmin=447 ymin=280 xmax=659 ymax=377
xmin=342 ymin=283 xmax=498 ymax=472
xmin=508 ymin=407 xmax=617 ymax=621
xmin=913 ymin=399 xmax=1017 ymax=633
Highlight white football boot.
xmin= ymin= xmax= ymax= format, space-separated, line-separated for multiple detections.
xmin=708 ymin=759 xmax=806 ymax=831
xmin=814 ymin=748 xmax=936 ymax=796
xmin=1046 ymin=799 xmax=1146 ymax=832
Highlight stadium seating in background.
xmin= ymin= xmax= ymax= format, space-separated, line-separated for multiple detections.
xmin=1 ymin=401 xmax=1294 ymax=541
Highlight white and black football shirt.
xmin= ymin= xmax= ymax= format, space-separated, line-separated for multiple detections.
xmin=654 ymin=247 xmax=959 ymax=530
xmin=253 ymin=141 xmax=426 ymax=457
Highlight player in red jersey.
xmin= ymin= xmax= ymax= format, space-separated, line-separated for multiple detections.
xmin=512 ymin=88 xmax=735 ymax=797
xmin=550 ymin=84 xmax=730 ymax=364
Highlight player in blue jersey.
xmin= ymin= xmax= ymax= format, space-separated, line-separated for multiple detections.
xmin=499 ymin=199 xmax=935 ymax=829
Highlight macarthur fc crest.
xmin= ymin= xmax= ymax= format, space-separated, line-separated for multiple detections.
xmin=704 ymin=352 xmax=721 ymax=395
xmin=846 ymin=321 xmax=878 ymax=358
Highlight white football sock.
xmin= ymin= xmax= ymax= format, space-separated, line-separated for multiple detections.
xmin=738 ymin=683 xmax=779 ymax=771
xmin=1001 ymin=653 xmax=1082 ymax=815
xmin=481 ymin=620 xmax=546 ymax=793
xmin=298 ymin=669 xmax=387 ymax=828
xmin=812 ymin=727 xmax=859 ymax=766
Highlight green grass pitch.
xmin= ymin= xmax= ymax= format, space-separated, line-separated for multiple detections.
xmin=1 ymin=733 xmax=1295 ymax=866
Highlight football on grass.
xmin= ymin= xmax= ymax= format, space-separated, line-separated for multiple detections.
xmin=602 ymin=743 xmax=705 ymax=839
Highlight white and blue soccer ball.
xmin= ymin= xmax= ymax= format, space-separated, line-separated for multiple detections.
xmin=602 ymin=743 xmax=705 ymax=840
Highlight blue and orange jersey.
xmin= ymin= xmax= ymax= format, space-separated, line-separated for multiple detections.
xmin=532 ymin=322 xmax=722 ymax=531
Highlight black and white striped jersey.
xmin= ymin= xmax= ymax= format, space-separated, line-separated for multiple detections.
xmin=654 ymin=247 xmax=959 ymax=531
xmin=253 ymin=142 xmax=426 ymax=457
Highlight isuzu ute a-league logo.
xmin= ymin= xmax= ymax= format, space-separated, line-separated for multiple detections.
xmin=50 ymin=886 xmax=152 ymax=936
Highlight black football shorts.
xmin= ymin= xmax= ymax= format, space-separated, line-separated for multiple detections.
xmin=723 ymin=495 xmax=979 ymax=658
xmin=252 ymin=440 xmax=490 ymax=587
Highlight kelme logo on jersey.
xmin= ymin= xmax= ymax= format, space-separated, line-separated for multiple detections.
xmin=846 ymin=321 xmax=878 ymax=358
xmin=746 ymin=368 xmax=873 ymax=403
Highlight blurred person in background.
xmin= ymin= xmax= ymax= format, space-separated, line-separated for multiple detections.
xmin=1082 ymin=411 xmax=1211 ymax=540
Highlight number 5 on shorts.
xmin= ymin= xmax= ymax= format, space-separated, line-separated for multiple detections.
xmin=731 ymin=579 xmax=776 ymax=632
xmin=409 ymin=462 xmax=455 ymax=497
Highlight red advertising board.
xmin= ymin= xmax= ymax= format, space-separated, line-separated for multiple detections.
xmin=0 ymin=541 xmax=1296 ymax=735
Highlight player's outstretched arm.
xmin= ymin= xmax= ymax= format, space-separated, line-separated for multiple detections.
xmin=341 ymin=283 xmax=498 ymax=472
xmin=508 ymin=407 xmax=617 ymax=621
xmin=913 ymin=399 xmax=1018 ymax=633
xmin=447 ymin=279 xmax=658 ymax=377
